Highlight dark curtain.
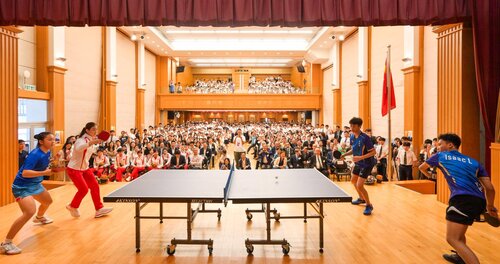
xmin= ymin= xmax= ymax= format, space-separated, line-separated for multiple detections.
xmin=470 ymin=0 xmax=500 ymax=173
xmin=0 ymin=0 xmax=471 ymax=27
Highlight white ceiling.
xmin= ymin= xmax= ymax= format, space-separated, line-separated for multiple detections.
xmin=119 ymin=26 xmax=356 ymax=67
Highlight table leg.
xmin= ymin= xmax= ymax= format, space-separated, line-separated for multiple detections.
xmin=135 ymin=202 xmax=141 ymax=253
xmin=159 ymin=202 xmax=163 ymax=224
xmin=319 ymin=203 xmax=324 ymax=253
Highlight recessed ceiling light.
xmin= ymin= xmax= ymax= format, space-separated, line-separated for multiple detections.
xmin=147 ymin=36 xmax=150 ymax=39
xmin=323 ymin=41 xmax=327 ymax=44
xmin=157 ymin=45 xmax=160 ymax=48
xmin=152 ymin=40 xmax=155 ymax=43
xmin=320 ymin=45 xmax=323 ymax=48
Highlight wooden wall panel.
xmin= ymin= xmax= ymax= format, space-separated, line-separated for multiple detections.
xmin=159 ymin=94 xmax=321 ymax=110
xmin=434 ymin=24 xmax=479 ymax=203
xmin=47 ymin=66 xmax=66 ymax=153
xmin=491 ymin=143 xmax=500 ymax=210
xmin=357 ymin=80 xmax=370 ymax=128
xmin=35 ymin=26 xmax=48 ymax=92
xmin=402 ymin=65 xmax=423 ymax=155
xmin=0 ymin=26 xmax=22 ymax=206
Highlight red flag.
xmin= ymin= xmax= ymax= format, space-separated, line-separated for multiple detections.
xmin=382 ymin=58 xmax=396 ymax=116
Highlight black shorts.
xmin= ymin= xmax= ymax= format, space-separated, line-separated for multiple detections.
xmin=352 ymin=164 xmax=375 ymax=179
xmin=446 ymin=195 xmax=486 ymax=225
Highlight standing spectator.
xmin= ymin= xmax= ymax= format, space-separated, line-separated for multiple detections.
xmin=396 ymin=142 xmax=417 ymax=181
xmin=375 ymin=137 xmax=389 ymax=181
xmin=18 ymin=140 xmax=28 ymax=169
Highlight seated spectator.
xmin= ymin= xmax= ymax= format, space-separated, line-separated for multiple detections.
xmin=273 ymin=151 xmax=288 ymax=169
xmin=288 ymin=148 xmax=304 ymax=168
xmin=112 ymin=148 xmax=129 ymax=182
xmin=309 ymin=148 xmax=329 ymax=177
xmin=237 ymin=152 xmax=251 ymax=170
xmin=129 ymin=150 xmax=147 ymax=181
xmin=220 ymin=157 xmax=231 ymax=170
xmin=91 ymin=148 xmax=110 ymax=178
xmin=189 ymin=148 xmax=204 ymax=169
xmin=170 ymin=149 xmax=187 ymax=169
xmin=147 ymin=150 xmax=163 ymax=170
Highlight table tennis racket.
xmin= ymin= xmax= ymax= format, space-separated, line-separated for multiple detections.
xmin=51 ymin=167 xmax=66 ymax=173
xmin=483 ymin=211 xmax=500 ymax=227
xmin=97 ymin=130 xmax=110 ymax=141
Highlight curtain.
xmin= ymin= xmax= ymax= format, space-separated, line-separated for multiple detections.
xmin=470 ymin=0 xmax=500 ymax=173
xmin=0 ymin=0 xmax=471 ymax=27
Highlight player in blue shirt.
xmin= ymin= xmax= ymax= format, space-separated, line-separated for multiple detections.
xmin=341 ymin=117 xmax=377 ymax=215
xmin=1 ymin=132 xmax=56 ymax=255
xmin=419 ymin=133 xmax=497 ymax=264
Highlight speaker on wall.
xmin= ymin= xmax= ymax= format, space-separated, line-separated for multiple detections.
xmin=167 ymin=111 xmax=175 ymax=119
xmin=176 ymin=66 xmax=185 ymax=73
xmin=297 ymin=65 xmax=305 ymax=73
xmin=305 ymin=111 xmax=312 ymax=119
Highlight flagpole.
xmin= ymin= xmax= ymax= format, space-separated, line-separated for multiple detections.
xmin=387 ymin=45 xmax=393 ymax=181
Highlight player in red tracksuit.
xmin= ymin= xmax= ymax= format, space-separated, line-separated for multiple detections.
xmin=65 ymin=122 xmax=113 ymax=218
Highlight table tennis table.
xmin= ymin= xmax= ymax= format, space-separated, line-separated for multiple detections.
xmin=104 ymin=167 xmax=352 ymax=255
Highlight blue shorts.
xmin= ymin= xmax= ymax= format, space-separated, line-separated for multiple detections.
xmin=12 ymin=183 xmax=46 ymax=200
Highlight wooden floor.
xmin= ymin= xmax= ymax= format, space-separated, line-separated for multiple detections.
xmin=1 ymin=179 xmax=499 ymax=263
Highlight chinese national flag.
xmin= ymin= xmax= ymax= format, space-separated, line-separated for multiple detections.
xmin=382 ymin=58 xmax=396 ymax=116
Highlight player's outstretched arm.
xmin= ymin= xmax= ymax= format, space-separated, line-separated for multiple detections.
xmin=478 ymin=176 xmax=497 ymax=218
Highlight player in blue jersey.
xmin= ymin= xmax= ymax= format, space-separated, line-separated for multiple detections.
xmin=419 ymin=133 xmax=497 ymax=264
xmin=1 ymin=132 xmax=56 ymax=255
xmin=341 ymin=117 xmax=377 ymax=215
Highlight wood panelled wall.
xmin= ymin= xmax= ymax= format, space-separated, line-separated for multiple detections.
xmin=434 ymin=24 xmax=479 ymax=203
xmin=0 ymin=27 xmax=22 ymax=206
xmin=491 ymin=143 xmax=500 ymax=210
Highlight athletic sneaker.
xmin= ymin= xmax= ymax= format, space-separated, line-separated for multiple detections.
xmin=443 ymin=250 xmax=465 ymax=264
xmin=33 ymin=215 xmax=53 ymax=224
xmin=95 ymin=207 xmax=113 ymax=218
xmin=363 ymin=204 xmax=374 ymax=215
xmin=66 ymin=205 xmax=80 ymax=218
xmin=0 ymin=242 xmax=21 ymax=255
xmin=351 ymin=198 xmax=366 ymax=205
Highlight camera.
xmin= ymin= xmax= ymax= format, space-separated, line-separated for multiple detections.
xmin=330 ymin=35 xmax=336 ymax=40
xmin=140 ymin=35 xmax=145 ymax=40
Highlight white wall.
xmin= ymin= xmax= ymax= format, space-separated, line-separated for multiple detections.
xmin=322 ymin=66 xmax=334 ymax=127
xmin=144 ymin=50 xmax=156 ymax=127
xmin=18 ymin=27 xmax=36 ymax=88
xmin=423 ymin=26 xmax=438 ymax=140
xmin=370 ymin=26 xmax=405 ymax=139
xmin=116 ymin=32 xmax=136 ymax=132
xmin=64 ymin=27 xmax=102 ymax=136
xmin=341 ymin=32 xmax=359 ymax=126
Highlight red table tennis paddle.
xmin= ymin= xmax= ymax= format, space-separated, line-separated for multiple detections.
xmin=97 ymin=130 xmax=110 ymax=141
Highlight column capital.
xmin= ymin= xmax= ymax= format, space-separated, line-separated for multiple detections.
xmin=401 ymin=66 xmax=420 ymax=74
xmin=47 ymin=65 xmax=68 ymax=74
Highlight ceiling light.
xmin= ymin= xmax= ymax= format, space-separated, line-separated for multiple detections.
xmin=130 ymin=34 xmax=137 ymax=41
xmin=338 ymin=35 xmax=345 ymax=41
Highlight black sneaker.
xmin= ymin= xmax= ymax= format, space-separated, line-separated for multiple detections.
xmin=443 ymin=250 xmax=465 ymax=264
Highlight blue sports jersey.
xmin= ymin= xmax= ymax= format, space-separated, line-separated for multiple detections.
xmin=350 ymin=132 xmax=376 ymax=168
xmin=425 ymin=150 xmax=487 ymax=200
xmin=13 ymin=147 xmax=51 ymax=186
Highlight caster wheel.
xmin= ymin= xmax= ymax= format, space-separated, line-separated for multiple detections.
xmin=319 ymin=248 xmax=324 ymax=253
xmin=246 ymin=213 xmax=253 ymax=220
xmin=166 ymin=245 xmax=176 ymax=255
xmin=274 ymin=212 xmax=281 ymax=221
xmin=246 ymin=244 xmax=254 ymax=255
xmin=303 ymin=219 xmax=307 ymax=223
xmin=160 ymin=220 xmax=163 ymax=224
xmin=281 ymin=243 xmax=290 ymax=255
xmin=208 ymin=245 xmax=214 ymax=255
xmin=217 ymin=211 xmax=222 ymax=221
xmin=136 ymin=248 xmax=141 ymax=253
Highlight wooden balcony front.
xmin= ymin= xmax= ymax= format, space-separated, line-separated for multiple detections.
xmin=158 ymin=93 xmax=322 ymax=110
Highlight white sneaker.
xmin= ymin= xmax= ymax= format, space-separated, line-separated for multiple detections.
xmin=95 ymin=207 xmax=113 ymax=218
xmin=0 ymin=242 xmax=21 ymax=255
xmin=66 ymin=205 xmax=80 ymax=218
xmin=33 ymin=215 xmax=53 ymax=224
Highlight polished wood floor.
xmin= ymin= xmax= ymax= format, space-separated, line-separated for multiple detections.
xmin=1 ymin=179 xmax=499 ymax=263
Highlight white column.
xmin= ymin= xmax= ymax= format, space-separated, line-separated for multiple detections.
xmin=106 ymin=27 xmax=117 ymax=81
xmin=403 ymin=26 xmax=420 ymax=68
xmin=48 ymin=27 xmax=65 ymax=67
xmin=138 ymin=41 xmax=145 ymax=89
xmin=357 ymin=27 xmax=368 ymax=81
